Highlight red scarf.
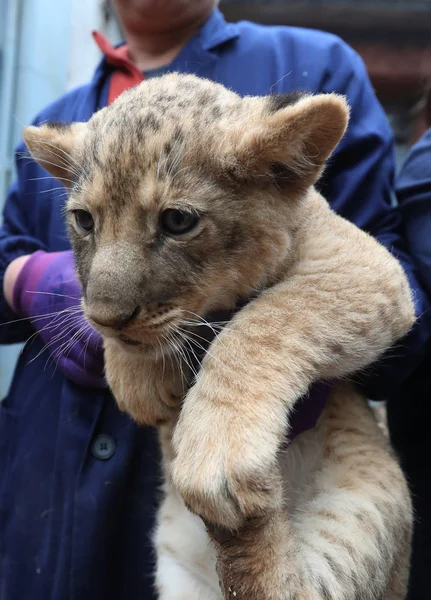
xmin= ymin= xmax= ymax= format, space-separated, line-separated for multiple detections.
xmin=92 ymin=31 xmax=144 ymax=105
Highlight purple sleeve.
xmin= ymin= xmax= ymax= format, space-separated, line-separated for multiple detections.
xmin=12 ymin=250 xmax=107 ymax=389
xmin=13 ymin=250 xmax=63 ymax=315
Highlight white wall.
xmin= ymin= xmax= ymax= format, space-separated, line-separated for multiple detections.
xmin=68 ymin=0 xmax=122 ymax=90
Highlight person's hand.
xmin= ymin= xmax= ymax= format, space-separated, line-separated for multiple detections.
xmin=3 ymin=255 xmax=31 ymax=309
xmin=9 ymin=250 xmax=106 ymax=388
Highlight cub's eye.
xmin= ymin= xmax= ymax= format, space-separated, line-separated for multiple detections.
xmin=160 ymin=209 xmax=199 ymax=236
xmin=74 ymin=210 xmax=94 ymax=233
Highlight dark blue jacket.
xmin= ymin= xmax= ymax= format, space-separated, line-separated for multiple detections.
xmin=397 ymin=127 xmax=431 ymax=298
xmin=1 ymin=10 xmax=430 ymax=600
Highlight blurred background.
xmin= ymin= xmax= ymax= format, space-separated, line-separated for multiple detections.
xmin=222 ymin=0 xmax=431 ymax=161
xmin=1 ymin=0 xmax=431 ymax=395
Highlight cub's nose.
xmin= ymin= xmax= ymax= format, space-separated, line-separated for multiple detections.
xmin=88 ymin=304 xmax=140 ymax=330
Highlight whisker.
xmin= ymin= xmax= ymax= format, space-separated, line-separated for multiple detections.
xmin=77 ymin=329 xmax=96 ymax=367
xmin=46 ymin=315 xmax=83 ymax=340
xmin=34 ymin=307 xmax=83 ymax=331
xmin=63 ymin=325 xmax=89 ymax=359
xmin=156 ymin=336 xmax=166 ymax=378
xmin=181 ymin=310 xmax=251 ymax=369
xmin=1 ymin=305 xmax=81 ymax=328
xmin=27 ymin=311 xmax=86 ymax=369
xmin=29 ymin=175 xmax=75 ymax=185
xmin=27 ymin=331 xmax=71 ymax=365
xmin=176 ymin=327 xmax=221 ymax=369
xmin=171 ymin=333 xmax=197 ymax=380
xmin=177 ymin=335 xmax=200 ymax=379
xmin=47 ymin=324 xmax=89 ymax=370
xmin=166 ymin=334 xmax=189 ymax=384
xmin=37 ymin=187 xmax=70 ymax=197
xmin=161 ymin=334 xmax=178 ymax=381
xmin=24 ymin=290 xmax=81 ymax=301
xmin=181 ymin=318 xmax=238 ymax=334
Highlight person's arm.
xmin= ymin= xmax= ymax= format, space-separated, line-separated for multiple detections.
xmin=317 ymin=41 xmax=431 ymax=399
xmin=0 ymin=84 xmax=93 ymax=343
xmin=0 ymin=143 xmax=47 ymax=344
xmin=396 ymin=127 xmax=431 ymax=299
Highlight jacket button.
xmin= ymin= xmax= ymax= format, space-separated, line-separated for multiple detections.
xmin=91 ymin=434 xmax=116 ymax=460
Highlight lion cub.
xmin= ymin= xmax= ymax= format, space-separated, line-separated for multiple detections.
xmin=25 ymin=73 xmax=414 ymax=599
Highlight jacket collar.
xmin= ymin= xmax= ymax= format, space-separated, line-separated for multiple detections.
xmin=197 ymin=7 xmax=240 ymax=51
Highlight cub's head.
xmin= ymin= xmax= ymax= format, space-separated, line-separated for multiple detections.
xmin=24 ymin=73 xmax=348 ymax=356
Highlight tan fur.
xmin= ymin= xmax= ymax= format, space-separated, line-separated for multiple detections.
xmin=24 ymin=73 xmax=414 ymax=599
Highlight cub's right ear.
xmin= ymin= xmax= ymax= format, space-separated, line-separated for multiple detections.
xmin=23 ymin=121 xmax=87 ymax=186
xmin=224 ymin=93 xmax=349 ymax=191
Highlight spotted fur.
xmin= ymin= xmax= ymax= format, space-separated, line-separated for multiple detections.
xmin=24 ymin=73 xmax=414 ymax=599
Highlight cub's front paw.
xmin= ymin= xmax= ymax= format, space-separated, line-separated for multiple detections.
xmin=171 ymin=385 xmax=283 ymax=531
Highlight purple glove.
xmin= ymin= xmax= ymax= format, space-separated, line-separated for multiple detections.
xmin=12 ymin=250 xmax=106 ymax=388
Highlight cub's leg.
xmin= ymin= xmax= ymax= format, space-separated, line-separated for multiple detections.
xmin=154 ymin=426 xmax=221 ymax=600
xmin=171 ymin=193 xmax=415 ymax=531
xmin=156 ymin=552 xmax=220 ymax=600
xmin=211 ymin=384 xmax=412 ymax=600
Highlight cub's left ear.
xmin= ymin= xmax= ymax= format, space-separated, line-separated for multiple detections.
xmin=23 ymin=121 xmax=87 ymax=186
xmin=229 ymin=93 xmax=349 ymax=189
